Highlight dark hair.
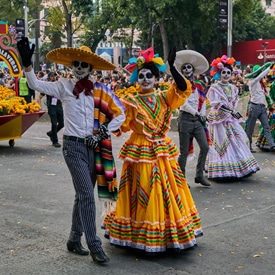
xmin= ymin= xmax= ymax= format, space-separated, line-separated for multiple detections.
xmin=140 ymin=62 xmax=160 ymax=78
xmin=48 ymin=72 xmax=57 ymax=78
xmin=38 ymin=71 xmax=44 ymax=78
xmin=223 ymin=63 xmax=233 ymax=71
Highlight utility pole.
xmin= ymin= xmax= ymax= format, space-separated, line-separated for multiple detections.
xmin=34 ymin=0 xmax=40 ymax=72
xmin=227 ymin=0 xmax=233 ymax=57
xmin=218 ymin=0 xmax=233 ymax=57
xmin=24 ymin=0 xmax=28 ymax=37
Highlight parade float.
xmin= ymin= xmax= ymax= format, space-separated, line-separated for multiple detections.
xmin=0 ymin=21 xmax=44 ymax=146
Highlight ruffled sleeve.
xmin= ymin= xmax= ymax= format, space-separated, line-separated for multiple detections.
xmin=165 ymin=79 xmax=192 ymax=110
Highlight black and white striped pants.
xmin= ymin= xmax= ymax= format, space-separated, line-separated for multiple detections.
xmin=63 ymin=138 xmax=102 ymax=253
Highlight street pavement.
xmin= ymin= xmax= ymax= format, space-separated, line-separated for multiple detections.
xmin=0 ymin=119 xmax=274 ymax=275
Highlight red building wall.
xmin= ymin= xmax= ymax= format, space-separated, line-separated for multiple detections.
xmin=229 ymin=39 xmax=275 ymax=65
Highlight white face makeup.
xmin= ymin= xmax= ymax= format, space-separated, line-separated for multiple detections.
xmin=72 ymin=61 xmax=91 ymax=80
xmin=181 ymin=63 xmax=194 ymax=78
xmin=220 ymin=68 xmax=232 ymax=83
xmin=138 ymin=68 xmax=155 ymax=91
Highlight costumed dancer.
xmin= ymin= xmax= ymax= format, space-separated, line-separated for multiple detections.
xmin=255 ymin=71 xmax=275 ymax=150
xmin=206 ymin=55 xmax=260 ymax=180
xmin=17 ymin=38 xmax=126 ymax=264
xmin=103 ymin=47 xmax=203 ymax=255
xmin=244 ymin=62 xmax=275 ymax=152
xmin=169 ymin=49 xmax=211 ymax=187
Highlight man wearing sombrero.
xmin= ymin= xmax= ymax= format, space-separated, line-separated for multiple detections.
xmin=169 ymin=50 xmax=211 ymax=187
xmin=17 ymin=37 xmax=126 ymax=264
xmin=245 ymin=62 xmax=275 ymax=152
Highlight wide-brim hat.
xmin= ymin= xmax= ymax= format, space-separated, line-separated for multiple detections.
xmin=245 ymin=62 xmax=272 ymax=79
xmin=166 ymin=50 xmax=209 ymax=76
xmin=46 ymin=46 xmax=116 ymax=71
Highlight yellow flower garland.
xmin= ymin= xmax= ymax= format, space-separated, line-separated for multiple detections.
xmin=114 ymin=82 xmax=172 ymax=99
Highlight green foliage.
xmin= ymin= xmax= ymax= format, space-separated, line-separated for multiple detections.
xmin=0 ymin=0 xmax=43 ymax=27
xmin=3 ymin=0 xmax=274 ymax=67
xmin=0 ymin=1 xmax=25 ymax=25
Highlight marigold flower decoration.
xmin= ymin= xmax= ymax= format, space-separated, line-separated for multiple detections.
xmin=0 ymin=85 xmax=41 ymax=116
xmin=115 ymin=81 xmax=172 ymax=99
xmin=125 ymin=47 xmax=167 ymax=83
xmin=210 ymin=55 xmax=236 ymax=80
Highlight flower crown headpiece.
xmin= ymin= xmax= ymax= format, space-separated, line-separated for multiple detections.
xmin=125 ymin=47 xmax=167 ymax=83
xmin=210 ymin=55 xmax=236 ymax=80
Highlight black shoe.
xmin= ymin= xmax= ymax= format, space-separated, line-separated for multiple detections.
xmin=67 ymin=240 xmax=89 ymax=256
xmin=90 ymin=250 xmax=110 ymax=264
xmin=270 ymin=146 xmax=275 ymax=152
xmin=47 ymin=131 xmax=53 ymax=141
xmin=52 ymin=142 xmax=61 ymax=148
xmin=195 ymin=177 xmax=211 ymax=187
xmin=250 ymin=148 xmax=256 ymax=153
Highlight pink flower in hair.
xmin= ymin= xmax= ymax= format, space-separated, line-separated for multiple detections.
xmin=217 ymin=62 xmax=224 ymax=70
xmin=220 ymin=55 xmax=229 ymax=63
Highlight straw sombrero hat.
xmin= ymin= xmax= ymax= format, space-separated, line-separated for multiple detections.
xmin=245 ymin=62 xmax=272 ymax=79
xmin=46 ymin=46 xmax=116 ymax=71
xmin=166 ymin=50 xmax=209 ymax=76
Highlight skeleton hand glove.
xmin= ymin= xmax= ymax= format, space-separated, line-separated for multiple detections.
xmin=98 ymin=122 xmax=109 ymax=140
xmin=17 ymin=37 xmax=35 ymax=68
xmin=220 ymin=105 xmax=242 ymax=119
xmin=168 ymin=47 xmax=187 ymax=91
xmin=86 ymin=135 xmax=101 ymax=148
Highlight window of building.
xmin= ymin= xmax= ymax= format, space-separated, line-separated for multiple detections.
xmin=266 ymin=0 xmax=271 ymax=7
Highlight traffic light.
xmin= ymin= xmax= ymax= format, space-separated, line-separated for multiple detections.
xmin=15 ymin=19 xmax=25 ymax=41
xmin=218 ymin=0 xmax=228 ymax=29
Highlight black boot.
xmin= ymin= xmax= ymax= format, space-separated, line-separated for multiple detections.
xmin=67 ymin=240 xmax=89 ymax=256
xmin=195 ymin=177 xmax=211 ymax=187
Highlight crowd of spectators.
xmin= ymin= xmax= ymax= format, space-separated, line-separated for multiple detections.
xmin=0 ymin=68 xmax=16 ymax=89
xmin=0 ymin=61 xmax=269 ymax=99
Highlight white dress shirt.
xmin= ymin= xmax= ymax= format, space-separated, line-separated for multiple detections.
xmin=179 ymin=88 xmax=206 ymax=116
xmin=248 ymin=66 xmax=270 ymax=105
xmin=25 ymin=69 xmax=125 ymax=138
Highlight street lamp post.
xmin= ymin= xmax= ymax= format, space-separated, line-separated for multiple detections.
xmin=227 ymin=0 xmax=233 ymax=57
xmin=23 ymin=0 xmax=28 ymax=37
xmin=28 ymin=19 xmax=47 ymax=30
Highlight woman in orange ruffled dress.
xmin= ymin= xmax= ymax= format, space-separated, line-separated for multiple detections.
xmin=103 ymin=47 xmax=203 ymax=255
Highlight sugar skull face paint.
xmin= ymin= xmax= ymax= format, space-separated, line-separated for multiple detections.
xmin=138 ymin=68 xmax=155 ymax=91
xmin=220 ymin=68 xmax=232 ymax=83
xmin=72 ymin=61 xmax=91 ymax=80
xmin=181 ymin=63 xmax=194 ymax=78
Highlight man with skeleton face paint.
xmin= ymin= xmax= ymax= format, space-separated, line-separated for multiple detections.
xmin=206 ymin=55 xmax=259 ymax=181
xmin=181 ymin=63 xmax=194 ymax=78
xmin=173 ymin=50 xmax=211 ymax=187
xmin=17 ymin=38 xmax=126 ymax=264
xmin=72 ymin=60 xmax=91 ymax=80
xmin=103 ymin=47 xmax=204 ymax=255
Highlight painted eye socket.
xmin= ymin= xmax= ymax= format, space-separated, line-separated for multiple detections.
xmin=221 ymin=70 xmax=231 ymax=75
xmin=138 ymin=72 xmax=154 ymax=79
xmin=72 ymin=61 xmax=89 ymax=68
xmin=182 ymin=65 xmax=192 ymax=70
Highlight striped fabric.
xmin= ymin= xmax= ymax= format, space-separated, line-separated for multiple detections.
xmin=63 ymin=139 xmax=103 ymax=253
xmin=93 ymin=82 xmax=125 ymax=201
xmin=188 ymin=81 xmax=212 ymax=155
xmin=206 ymin=82 xmax=260 ymax=179
xmin=104 ymin=85 xmax=203 ymax=253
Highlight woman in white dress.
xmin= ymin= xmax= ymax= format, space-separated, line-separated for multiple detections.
xmin=206 ymin=55 xmax=260 ymax=180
